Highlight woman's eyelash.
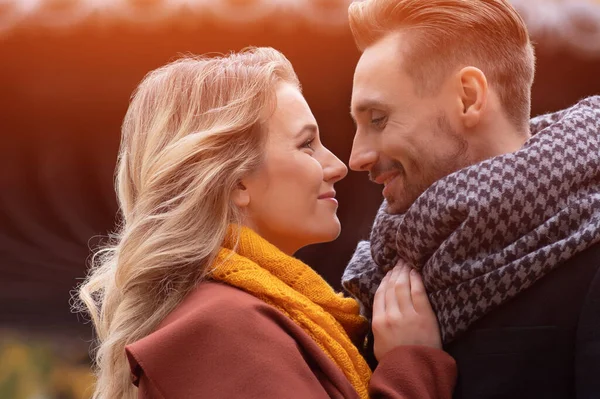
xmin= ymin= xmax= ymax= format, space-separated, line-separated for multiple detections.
xmin=302 ymin=138 xmax=315 ymax=150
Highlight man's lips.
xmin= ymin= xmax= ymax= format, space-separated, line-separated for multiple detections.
xmin=382 ymin=175 xmax=400 ymax=199
xmin=373 ymin=171 xmax=401 ymax=186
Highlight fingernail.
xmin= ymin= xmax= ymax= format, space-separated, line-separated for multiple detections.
xmin=410 ymin=269 xmax=417 ymax=276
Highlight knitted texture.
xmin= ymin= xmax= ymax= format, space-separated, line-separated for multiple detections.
xmin=343 ymin=96 xmax=600 ymax=343
xmin=211 ymin=226 xmax=372 ymax=399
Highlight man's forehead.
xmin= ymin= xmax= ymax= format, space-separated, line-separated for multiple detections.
xmin=357 ymin=32 xmax=405 ymax=70
xmin=352 ymin=65 xmax=400 ymax=115
xmin=354 ymin=50 xmax=388 ymax=83
xmin=352 ymin=35 xmax=411 ymax=113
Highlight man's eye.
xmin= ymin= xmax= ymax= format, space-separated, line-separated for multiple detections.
xmin=371 ymin=117 xmax=387 ymax=129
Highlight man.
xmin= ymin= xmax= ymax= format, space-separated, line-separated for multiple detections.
xmin=341 ymin=0 xmax=600 ymax=398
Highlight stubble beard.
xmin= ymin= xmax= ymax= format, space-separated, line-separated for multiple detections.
xmin=385 ymin=113 xmax=472 ymax=215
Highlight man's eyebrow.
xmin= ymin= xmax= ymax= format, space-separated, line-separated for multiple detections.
xmin=350 ymin=99 xmax=388 ymax=121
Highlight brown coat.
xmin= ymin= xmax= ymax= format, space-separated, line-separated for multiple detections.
xmin=126 ymin=282 xmax=456 ymax=398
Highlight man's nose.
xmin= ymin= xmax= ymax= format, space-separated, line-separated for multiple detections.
xmin=349 ymin=135 xmax=377 ymax=172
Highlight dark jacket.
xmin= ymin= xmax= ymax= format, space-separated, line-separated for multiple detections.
xmin=446 ymin=243 xmax=600 ymax=399
xmin=126 ymin=281 xmax=457 ymax=399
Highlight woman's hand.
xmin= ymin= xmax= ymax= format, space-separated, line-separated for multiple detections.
xmin=372 ymin=260 xmax=442 ymax=361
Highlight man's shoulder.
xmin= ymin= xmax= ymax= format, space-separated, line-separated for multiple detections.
xmin=540 ymin=242 xmax=600 ymax=317
xmin=577 ymin=242 xmax=600 ymax=334
xmin=447 ymin=244 xmax=600 ymax=398
xmin=505 ymin=242 xmax=600 ymax=308
xmin=560 ymin=242 xmax=600 ymax=285
xmin=450 ymin=243 xmax=600 ymax=334
xmin=502 ymin=243 xmax=600 ymax=320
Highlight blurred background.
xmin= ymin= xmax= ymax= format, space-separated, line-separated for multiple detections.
xmin=1 ymin=0 xmax=600 ymax=397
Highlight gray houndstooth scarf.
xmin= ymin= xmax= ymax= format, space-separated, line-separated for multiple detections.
xmin=342 ymin=96 xmax=600 ymax=343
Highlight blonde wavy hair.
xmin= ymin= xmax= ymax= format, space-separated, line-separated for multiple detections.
xmin=75 ymin=47 xmax=299 ymax=399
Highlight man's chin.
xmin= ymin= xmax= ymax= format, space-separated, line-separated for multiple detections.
xmin=383 ymin=198 xmax=409 ymax=215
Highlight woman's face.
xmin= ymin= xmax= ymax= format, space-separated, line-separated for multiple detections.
xmin=238 ymin=82 xmax=348 ymax=255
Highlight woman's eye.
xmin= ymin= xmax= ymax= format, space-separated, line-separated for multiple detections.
xmin=302 ymin=138 xmax=315 ymax=150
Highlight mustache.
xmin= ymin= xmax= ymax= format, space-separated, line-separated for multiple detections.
xmin=369 ymin=161 xmax=405 ymax=183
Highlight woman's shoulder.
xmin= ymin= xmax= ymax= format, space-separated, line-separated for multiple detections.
xmin=128 ymin=282 xmax=287 ymax=355
xmin=124 ymin=282 xmax=314 ymax=396
xmin=160 ymin=281 xmax=270 ymax=328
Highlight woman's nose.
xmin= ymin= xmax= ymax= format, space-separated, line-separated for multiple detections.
xmin=323 ymin=149 xmax=348 ymax=184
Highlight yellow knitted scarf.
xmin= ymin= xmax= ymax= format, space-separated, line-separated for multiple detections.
xmin=210 ymin=226 xmax=372 ymax=398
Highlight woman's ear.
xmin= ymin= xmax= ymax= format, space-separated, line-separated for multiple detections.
xmin=457 ymin=66 xmax=488 ymax=129
xmin=232 ymin=181 xmax=250 ymax=208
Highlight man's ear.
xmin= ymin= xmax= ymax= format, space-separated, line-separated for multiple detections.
xmin=232 ymin=181 xmax=250 ymax=208
xmin=456 ymin=66 xmax=488 ymax=129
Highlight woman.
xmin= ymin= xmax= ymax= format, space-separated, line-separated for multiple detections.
xmin=77 ymin=47 xmax=456 ymax=399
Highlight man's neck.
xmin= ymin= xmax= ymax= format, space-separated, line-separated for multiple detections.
xmin=472 ymin=117 xmax=530 ymax=161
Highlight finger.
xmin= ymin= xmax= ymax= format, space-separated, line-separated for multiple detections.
xmin=385 ymin=265 xmax=402 ymax=314
xmin=410 ymin=269 xmax=434 ymax=315
xmin=394 ymin=263 xmax=413 ymax=313
xmin=373 ymin=270 xmax=391 ymax=316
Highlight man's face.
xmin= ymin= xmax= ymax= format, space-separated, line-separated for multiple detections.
xmin=350 ymin=33 xmax=474 ymax=214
